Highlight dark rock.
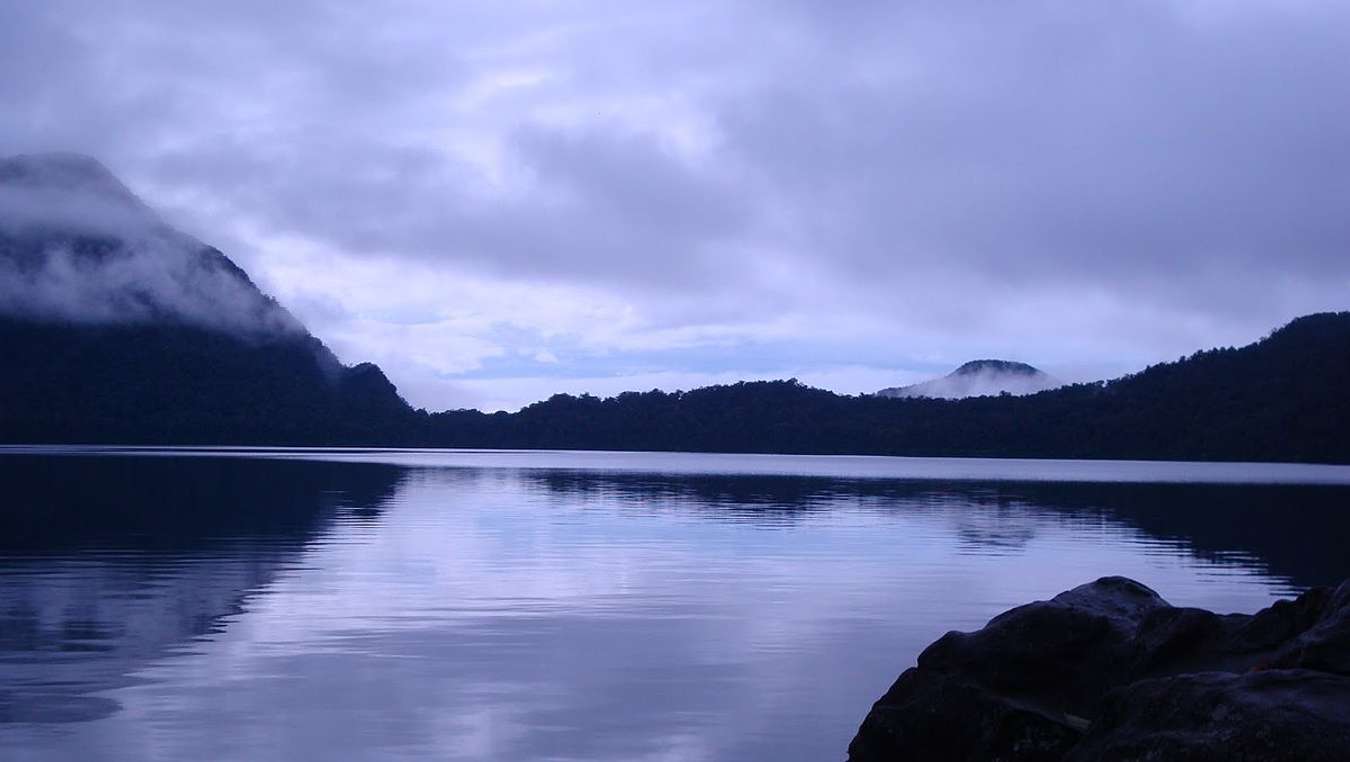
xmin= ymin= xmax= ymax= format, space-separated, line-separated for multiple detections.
xmin=916 ymin=577 xmax=1167 ymax=715
xmin=849 ymin=577 xmax=1350 ymax=761
xmin=1131 ymin=606 xmax=1228 ymax=674
xmin=1269 ymin=580 xmax=1350 ymax=676
xmin=849 ymin=668 xmax=1082 ymax=762
xmin=1238 ymin=584 xmax=1332 ymax=652
xmin=1069 ymin=670 xmax=1350 ymax=761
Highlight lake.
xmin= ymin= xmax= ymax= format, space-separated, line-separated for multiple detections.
xmin=3 ymin=447 xmax=1350 ymax=761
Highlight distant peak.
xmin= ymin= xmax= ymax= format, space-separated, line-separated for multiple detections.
xmin=876 ymin=359 xmax=1058 ymax=399
xmin=950 ymin=359 xmax=1044 ymax=377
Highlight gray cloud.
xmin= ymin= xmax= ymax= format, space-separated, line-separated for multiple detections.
xmin=1 ymin=1 xmax=1347 ymax=408
xmin=727 ymin=3 xmax=1350 ymax=285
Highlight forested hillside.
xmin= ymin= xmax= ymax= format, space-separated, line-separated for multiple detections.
xmin=424 ymin=313 xmax=1350 ymax=463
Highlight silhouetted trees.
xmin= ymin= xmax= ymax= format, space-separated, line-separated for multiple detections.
xmin=3 ymin=312 xmax=1349 ymax=463
xmin=421 ymin=313 xmax=1350 ymax=463
xmin=0 ymin=318 xmax=413 ymax=445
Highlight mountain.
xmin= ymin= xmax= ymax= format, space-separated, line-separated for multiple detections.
xmin=424 ymin=312 xmax=1350 ymax=463
xmin=2 ymin=153 xmax=1348 ymax=462
xmin=0 ymin=153 xmax=414 ymax=444
xmin=876 ymin=359 xmax=1059 ymax=399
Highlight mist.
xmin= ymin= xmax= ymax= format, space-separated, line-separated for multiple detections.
xmin=0 ymin=154 xmax=302 ymax=337
xmin=877 ymin=364 xmax=1062 ymax=400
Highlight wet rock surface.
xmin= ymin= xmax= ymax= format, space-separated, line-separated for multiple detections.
xmin=848 ymin=577 xmax=1350 ymax=761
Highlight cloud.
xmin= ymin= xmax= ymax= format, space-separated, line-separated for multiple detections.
xmin=2 ymin=1 xmax=1348 ymax=409
xmin=0 ymin=154 xmax=302 ymax=335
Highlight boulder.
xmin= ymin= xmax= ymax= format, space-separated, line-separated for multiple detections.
xmin=1070 ymin=670 xmax=1350 ymax=761
xmin=848 ymin=577 xmax=1350 ymax=761
xmin=1269 ymin=579 xmax=1350 ymax=675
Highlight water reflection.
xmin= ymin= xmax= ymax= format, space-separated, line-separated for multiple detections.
xmin=1 ymin=452 xmax=1348 ymax=761
xmin=0 ymin=456 xmax=405 ymax=724
xmin=520 ymin=469 xmax=1349 ymax=589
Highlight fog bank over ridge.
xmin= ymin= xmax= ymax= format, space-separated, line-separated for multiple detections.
xmin=876 ymin=360 xmax=1061 ymax=399
xmin=0 ymin=153 xmax=302 ymax=336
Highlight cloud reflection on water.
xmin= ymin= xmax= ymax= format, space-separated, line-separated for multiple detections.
xmin=1 ymin=451 xmax=1347 ymax=760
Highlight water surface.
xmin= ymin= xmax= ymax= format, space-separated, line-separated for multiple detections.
xmin=2 ymin=448 xmax=1349 ymax=760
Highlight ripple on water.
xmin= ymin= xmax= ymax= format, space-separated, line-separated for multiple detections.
xmin=1 ymin=450 xmax=1347 ymax=761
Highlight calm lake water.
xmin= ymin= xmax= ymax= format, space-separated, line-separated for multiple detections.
xmin=3 ymin=447 xmax=1350 ymax=761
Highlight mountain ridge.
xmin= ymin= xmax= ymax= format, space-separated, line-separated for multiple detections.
xmin=424 ymin=312 xmax=1348 ymax=462
xmin=2 ymin=153 xmax=1348 ymax=462
xmin=0 ymin=152 xmax=415 ymax=443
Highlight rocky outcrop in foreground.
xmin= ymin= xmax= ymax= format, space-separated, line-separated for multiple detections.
xmin=848 ymin=576 xmax=1350 ymax=760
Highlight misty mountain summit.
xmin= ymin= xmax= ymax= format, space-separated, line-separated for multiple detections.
xmin=0 ymin=152 xmax=306 ymax=335
xmin=875 ymin=359 xmax=1060 ymax=399
xmin=0 ymin=152 xmax=414 ymax=443
xmin=0 ymin=152 xmax=149 ymax=216
xmin=951 ymin=359 xmax=1043 ymax=376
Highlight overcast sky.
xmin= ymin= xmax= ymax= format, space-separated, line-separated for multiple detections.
xmin=3 ymin=1 xmax=1348 ymax=411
